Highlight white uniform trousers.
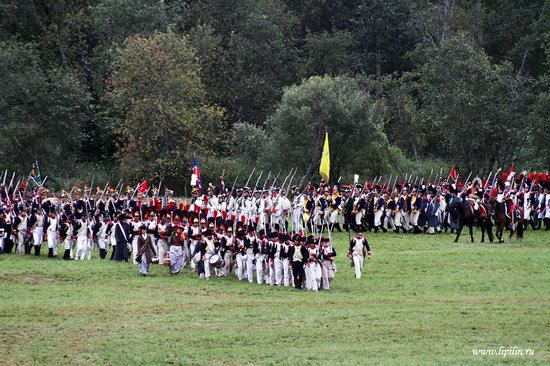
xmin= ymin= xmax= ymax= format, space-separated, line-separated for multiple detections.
xmin=75 ymin=236 xmax=88 ymax=260
xmin=47 ymin=231 xmax=58 ymax=256
xmin=353 ymin=254 xmax=364 ymax=279
xmin=246 ymin=253 xmax=255 ymax=283
xmin=236 ymin=253 xmax=246 ymax=280
xmin=32 ymin=227 xmax=43 ymax=246
xmin=132 ymin=236 xmax=140 ymax=264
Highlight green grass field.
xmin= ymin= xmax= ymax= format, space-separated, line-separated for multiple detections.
xmin=1 ymin=230 xmax=549 ymax=365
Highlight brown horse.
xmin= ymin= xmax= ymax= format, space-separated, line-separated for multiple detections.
xmin=448 ymin=199 xmax=493 ymax=243
xmin=490 ymin=199 xmax=524 ymax=243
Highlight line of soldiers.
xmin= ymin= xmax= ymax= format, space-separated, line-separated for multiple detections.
xmin=0 ymin=184 xmax=352 ymax=290
xmin=2 ymin=169 xmax=548 ymax=284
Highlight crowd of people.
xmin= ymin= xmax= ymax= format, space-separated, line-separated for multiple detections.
xmin=0 ymin=167 xmax=548 ymax=289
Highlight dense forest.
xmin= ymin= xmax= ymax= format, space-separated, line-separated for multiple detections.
xmin=0 ymin=0 xmax=549 ymax=191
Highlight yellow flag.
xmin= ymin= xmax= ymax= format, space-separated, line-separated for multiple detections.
xmin=319 ymin=132 xmax=330 ymax=182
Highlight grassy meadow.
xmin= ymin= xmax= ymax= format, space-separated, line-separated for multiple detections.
xmin=0 ymin=229 xmax=549 ymax=365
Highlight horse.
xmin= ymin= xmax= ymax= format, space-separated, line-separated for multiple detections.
xmin=490 ymin=198 xmax=524 ymax=243
xmin=448 ymin=199 xmax=494 ymax=243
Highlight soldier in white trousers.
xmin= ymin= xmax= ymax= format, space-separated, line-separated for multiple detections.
xmin=348 ymin=230 xmax=372 ymax=279
xmin=45 ymin=212 xmax=59 ymax=257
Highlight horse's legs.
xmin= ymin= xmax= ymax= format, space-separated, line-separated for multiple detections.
xmin=454 ymin=224 xmax=463 ymax=243
xmin=480 ymin=220 xmax=485 ymax=243
xmin=487 ymin=221 xmax=494 ymax=243
xmin=469 ymin=224 xmax=474 ymax=243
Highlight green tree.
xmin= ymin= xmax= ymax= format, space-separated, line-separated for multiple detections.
xmin=108 ymin=30 xmax=224 ymax=180
xmin=0 ymin=40 xmax=88 ymax=175
xmin=405 ymin=34 xmax=533 ymax=172
xmin=260 ymin=75 xmax=396 ymax=181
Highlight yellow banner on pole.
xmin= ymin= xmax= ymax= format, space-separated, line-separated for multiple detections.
xmin=319 ymin=132 xmax=330 ymax=182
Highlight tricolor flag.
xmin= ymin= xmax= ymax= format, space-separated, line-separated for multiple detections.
xmin=191 ymin=158 xmax=202 ymax=193
xmin=319 ymin=132 xmax=330 ymax=182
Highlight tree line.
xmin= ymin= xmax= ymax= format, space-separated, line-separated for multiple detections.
xmin=0 ymin=0 xmax=548 ymax=191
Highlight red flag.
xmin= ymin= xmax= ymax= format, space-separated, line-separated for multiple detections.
xmin=449 ymin=166 xmax=458 ymax=181
xmin=137 ymin=180 xmax=148 ymax=194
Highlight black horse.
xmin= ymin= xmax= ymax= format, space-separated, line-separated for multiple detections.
xmin=449 ymin=199 xmax=494 ymax=243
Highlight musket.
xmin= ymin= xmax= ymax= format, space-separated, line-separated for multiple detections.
xmin=386 ymin=175 xmax=392 ymax=193
xmin=250 ymin=171 xmax=264 ymax=197
xmin=8 ymin=172 xmax=15 ymax=191
xmin=114 ymin=178 xmax=123 ymax=193
xmin=118 ymin=180 xmax=125 ymax=197
xmin=280 ymin=168 xmax=294 ymax=193
xmin=2 ymin=170 xmax=7 ymax=186
xmin=482 ymin=172 xmax=492 ymax=191
xmin=253 ymin=171 xmax=263 ymax=191
xmin=156 ymin=178 xmax=164 ymax=198
xmin=86 ymin=176 xmax=94 ymax=210
xmin=68 ymin=186 xmax=74 ymax=203
xmin=459 ymin=172 xmax=473 ymax=195
xmin=489 ymin=168 xmax=501 ymax=193
xmin=244 ymin=167 xmax=256 ymax=188
xmin=130 ymin=179 xmax=140 ymax=200
xmin=261 ymin=171 xmax=272 ymax=192
xmin=285 ymin=168 xmax=298 ymax=197
xmin=228 ymin=173 xmax=240 ymax=200
xmin=427 ymin=169 xmax=434 ymax=186
xmin=98 ymin=182 xmax=109 ymax=202
xmin=270 ymin=170 xmax=282 ymax=188
xmin=13 ymin=178 xmax=21 ymax=195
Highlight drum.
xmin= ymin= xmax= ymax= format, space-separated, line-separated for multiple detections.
xmin=209 ymin=254 xmax=223 ymax=268
xmin=151 ymin=256 xmax=159 ymax=264
xmin=163 ymin=257 xmax=170 ymax=266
